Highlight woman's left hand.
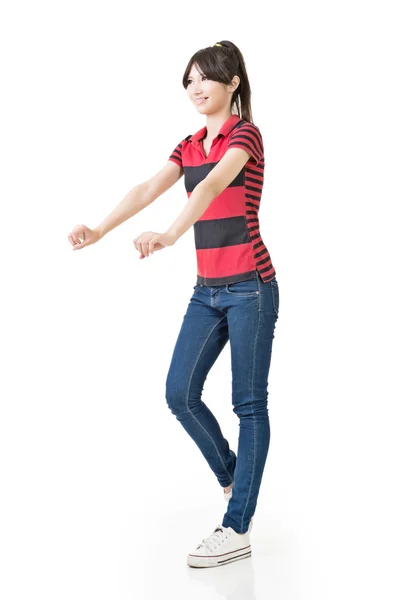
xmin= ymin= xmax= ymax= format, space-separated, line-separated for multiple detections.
xmin=133 ymin=231 xmax=177 ymax=259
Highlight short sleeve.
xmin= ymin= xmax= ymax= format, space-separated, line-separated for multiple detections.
xmin=168 ymin=136 xmax=190 ymax=168
xmin=227 ymin=122 xmax=263 ymax=166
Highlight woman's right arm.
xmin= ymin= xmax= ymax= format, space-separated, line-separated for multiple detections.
xmin=67 ymin=161 xmax=183 ymax=250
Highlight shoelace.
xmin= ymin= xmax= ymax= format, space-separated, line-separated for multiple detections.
xmin=196 ymin=526 xmax=230 ymax=552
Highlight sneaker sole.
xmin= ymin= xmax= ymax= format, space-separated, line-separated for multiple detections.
xmin=187 ymin=546 xmax=252 ymax=568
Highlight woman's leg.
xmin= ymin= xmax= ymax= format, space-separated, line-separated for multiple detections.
xmin=165 ymin=284 xmax=236 ymax=488
xmin=220 ymin=273 xmax=280 ymax=534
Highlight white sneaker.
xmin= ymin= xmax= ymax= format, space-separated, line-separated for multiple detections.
xmin=187 ymin=524 xmax=251 ymax=568
xmin=224 ymin=487 xmax=254 ymax=533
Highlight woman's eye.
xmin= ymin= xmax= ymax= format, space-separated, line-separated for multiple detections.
xmin=187 ymin=76 xmax=208 ymax=84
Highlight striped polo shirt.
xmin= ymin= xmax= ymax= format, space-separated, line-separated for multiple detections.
xmin=168 ymin=113 xmax=276 ymax=286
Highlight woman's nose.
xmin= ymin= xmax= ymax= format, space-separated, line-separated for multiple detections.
xmin=193 ymin=83 xmax=203 ymax=94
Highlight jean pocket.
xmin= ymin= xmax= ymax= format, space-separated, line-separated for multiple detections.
xmin=226 ymin=279 xmax=259 ymax=297
xmin=270 ymin=279 xmax=279 ymax=316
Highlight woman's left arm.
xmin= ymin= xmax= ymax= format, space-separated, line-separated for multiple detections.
xmin=166 ymin=147 xmax=252 ymax=242
xmin=134 ymin=147 xmax=252 ymax=258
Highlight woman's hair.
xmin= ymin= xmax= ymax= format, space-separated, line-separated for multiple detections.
xmin=182 ymin=40 xmax=253 ymax=123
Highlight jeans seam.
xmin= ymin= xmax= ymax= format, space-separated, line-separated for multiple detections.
xmin=185 ymin=315 xmax=234 ymax=484
xmin=240 ymin=289 xmax=261 ymax=532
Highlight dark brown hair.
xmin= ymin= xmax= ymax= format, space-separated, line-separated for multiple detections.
xmin=182 ymin=40 xmax=254 ymax=123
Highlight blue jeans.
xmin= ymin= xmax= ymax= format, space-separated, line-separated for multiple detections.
xmin=165 ymin=271 xmax=280 ymax=534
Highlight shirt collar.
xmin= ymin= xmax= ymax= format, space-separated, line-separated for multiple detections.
xmin=189 ymin=114 xmax=241 ymax=142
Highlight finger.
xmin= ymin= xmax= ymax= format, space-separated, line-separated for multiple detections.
xmin=149 ymin=238 xmax=157 ymax=254
xmin=72 ymin=240 xmax=87 ymax=250
xmin=149 ymin=237 xmax=157 ymax=253
xmin=134 ymin=232 xmax=149 ymax=244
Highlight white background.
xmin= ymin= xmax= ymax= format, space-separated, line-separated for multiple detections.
xmin=1 ymin=1 xmax=399 ymax=598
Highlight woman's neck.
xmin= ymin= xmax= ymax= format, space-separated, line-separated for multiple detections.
xmin=204 ymin=111 xmax=233 ymax=140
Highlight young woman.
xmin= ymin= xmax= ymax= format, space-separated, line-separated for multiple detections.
xmin=67 ymin=40 xmax=279 ymax=569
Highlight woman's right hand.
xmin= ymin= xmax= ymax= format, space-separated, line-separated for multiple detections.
xmin=67 ymin=224 xmax=101 ymax=250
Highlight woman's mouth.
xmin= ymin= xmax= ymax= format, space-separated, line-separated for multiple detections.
xmin=195 ymin=97 xmax=208 ymax=104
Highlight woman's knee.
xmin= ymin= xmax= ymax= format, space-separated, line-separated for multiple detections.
xmin=166 ymin=378 xmax=205 ymax=416
xmin=165 ymin=379 xmax=188 ymax=415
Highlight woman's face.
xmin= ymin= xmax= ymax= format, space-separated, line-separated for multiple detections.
xmin=186 ymin=63 xmax=234 ymax=115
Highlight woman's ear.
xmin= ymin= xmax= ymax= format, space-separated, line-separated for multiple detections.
xmin=230 ymin=75 xmax=240 ymax=93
